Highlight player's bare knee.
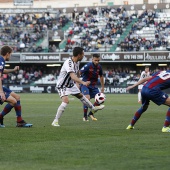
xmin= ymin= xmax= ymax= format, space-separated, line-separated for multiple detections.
xmin=10 ymin=99 xmax=17 ymax=106
xmin=15 ymin=94 xmax=20 ymax=101
xmin=74 ymin=93 xmax=83 ymax=99
xmin=62 ymin=98 xmax=69 ymax=104
xmin=11 ymin=92 xmax=20 ymax=101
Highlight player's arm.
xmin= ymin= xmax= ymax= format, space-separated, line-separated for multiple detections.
xmin=4 ymin=66 xmax=19 ymax=74
xmin=126 ymin=76 xmax=152 ymax=91
xmin=0 ymin=72 xmax=6 ymax=101
xmin=70 ymin=72 xmax=90 ymax=86
xmin=76 ymin=71 xmax=81 ymax=88
xmin=99 ymin=75 xmax=104 ymax=93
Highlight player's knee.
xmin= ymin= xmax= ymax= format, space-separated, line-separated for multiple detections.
xmin=15 ymin=94 xmax=20 ymax=101
xmin=10 ymin=99 xmax=17 ymax=106
xmin=63 ymin=98 xmax=69 ymax=104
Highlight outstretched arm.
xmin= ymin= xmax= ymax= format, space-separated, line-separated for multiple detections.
xmin=126 ymin=76 xmax=152 ymax=91
xmin=70 ymin=72 xmax=90 ymax=86
xmin=100 ymin=75 xmax=104 ymax=93
xmin=4 ymin=66 xmax=19 ymax=74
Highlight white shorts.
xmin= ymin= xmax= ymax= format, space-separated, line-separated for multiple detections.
xmin=57 ymin=84 xmax=81 ymax=98
xmin=138 ymin=84 xmax=144 ymax=90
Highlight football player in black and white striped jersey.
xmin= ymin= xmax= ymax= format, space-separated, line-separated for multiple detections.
xmin=51 ymin=47 xmax=104 ymax=126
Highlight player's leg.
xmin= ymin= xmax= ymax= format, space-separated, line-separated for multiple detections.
xmin=88 ymin=87 xmax=100 ymax=121
xmin=0 ymin=95 xmax=16 ymax=128
xmin=52 ymin=88 xmax=69 ymax=127
xmin=80 ymin=85 xmax=90 ymax=121
xmin=126 ymin=96 xmax=149 ymax=129
xmin=8 ymin=91 xmax=32 ymax=127
xmin=162 ymin=97 xmax=170 ymax=132
xmin=72 ymin=84 xmax=104 ymax=113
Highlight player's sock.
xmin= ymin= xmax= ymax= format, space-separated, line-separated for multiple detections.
xmin=138 ymin=92 xmax=141 ymax=102
xmin=80 ymin=95 xmax=94 ymax=109
xmin=14 ymin=101 xmax=23 ymax=122
xmin=130 ymin=107 xmax=145 ymax=126
xmin=163 ymin=108 xmax=170 ymax=127
xmin=55 ymin=102 xmax=67 ymax=121
xmin=1 ymin=103 xmax=13 ymax=116
xmin=83 ymin=105 xmax=88 ymax=118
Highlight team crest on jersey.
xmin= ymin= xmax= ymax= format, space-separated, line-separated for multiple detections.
xmin=162 ymin=95 xmax=166 ymax=98
xmin=0 ymin=65 xmax=3 ymax=69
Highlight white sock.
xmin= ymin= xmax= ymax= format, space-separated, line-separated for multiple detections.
xmin=138 ymin=92 xmax=141 ymax=101
xmin=80 ymin=95 xmax=94 ymax=109
xmin=55 ymin=102 xmax=68 ymax=121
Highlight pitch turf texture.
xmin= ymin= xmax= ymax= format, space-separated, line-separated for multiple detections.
xmin=0 ymin=93 xmax=169 ymax=170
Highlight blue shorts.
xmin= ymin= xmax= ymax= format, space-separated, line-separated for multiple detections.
xmin=0 ymin=87 xmax=12 ymax=105
xmin=80 ymin=85 xmax=99 ymax=99
xmin=141 ymin=86 xmax=168 ymax=106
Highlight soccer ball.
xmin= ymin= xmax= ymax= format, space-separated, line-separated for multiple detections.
xmin=95 ymin=93 xmax=106 ymax=104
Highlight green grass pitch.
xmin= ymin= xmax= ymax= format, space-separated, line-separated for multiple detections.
xmin=0 ymin=93 xmax=169 ymax=170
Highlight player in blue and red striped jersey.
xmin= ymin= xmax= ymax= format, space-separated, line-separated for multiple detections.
xmin=79 ymin=54 xmax=105 ymax=121
xmin=126 ymin=70 xmax=170 ymax=132
xmin=0 ymin=45 xmax=32 ymax=128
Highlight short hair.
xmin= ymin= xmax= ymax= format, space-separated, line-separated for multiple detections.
xmin=73 ymin=47 xmax=84 ymax=57
xmin=145 ymin=66 xmax=149 ymax=69
xmin=0 ymin=46 xmax=12 ymax=56
xmin=92 ymin=54 xmax=100 ymax=58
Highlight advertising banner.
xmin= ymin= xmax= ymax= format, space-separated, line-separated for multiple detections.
xmin=100 ymin=52 xmax=144 ymax=62
xmin=21 ymin=53 xmax=60 ymax=62
xmin=6 ymin=51 xmax=170 ymax=63
xmin=145 ymin=52 xmax=170 ymax=61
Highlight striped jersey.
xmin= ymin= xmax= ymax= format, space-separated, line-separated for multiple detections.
xmin=56 ymin=57 xmax=80 ymax=88
xmin=80 ymin=62 xmax=103 ymax=87
xmin=144 ymin=70 xmax=170 ymax=90
xmin=0 ymin=56 xmax=5 ymax=75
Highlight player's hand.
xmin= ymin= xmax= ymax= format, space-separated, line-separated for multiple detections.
xmin=14 ymin=66 xmax=19 ymax=72
xmin=126 ymin=86 xmax=133 ymax=91
xmin=101 ymin=87 xmax=104 ymax=93
xmin=83 ymin=81 xmax=90 ymax=86
xmin=0 ymin=92 xmax=6 ymax=102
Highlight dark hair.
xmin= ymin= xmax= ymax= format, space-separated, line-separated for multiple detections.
xmin=73 ymin=47 xmax=84 ymax=57
xmin=0 ymin=45 xmax=12 ymax=56
xmin=92 ymin=54 xmax=100 ymax=58
xmin=145 ymin=66 xmax=149 ymax=69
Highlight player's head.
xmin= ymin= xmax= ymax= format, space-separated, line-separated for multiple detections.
xmin=145 ymin=66 xmax=150 ymax=73
xmin=0 ymin=45 xmax=13 ymax=61
xmin=73 ymin=47 xmax=84 ymax=61
xmin=92 ymin=54 xmax=100 ymax=66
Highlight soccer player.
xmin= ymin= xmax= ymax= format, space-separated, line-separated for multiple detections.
xmin=126 ymin=69 xmax=170 ymax=132
xmin=79 ymin=53 xmax=104 ymax=121
xmin=51 ymin=47 xmax=104 ymax=127
xmin=137 ymin=66 xmax=150 ymax=103
xmin=0 ymin=45 xmax=32 ymax=127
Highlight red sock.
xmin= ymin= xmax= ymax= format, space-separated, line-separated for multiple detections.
xmin=17 ymin=116 xmax=23 ymax=122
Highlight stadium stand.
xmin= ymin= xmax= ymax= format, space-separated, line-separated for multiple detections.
xmin=0 ymin=6 xmax=169 ymax=53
